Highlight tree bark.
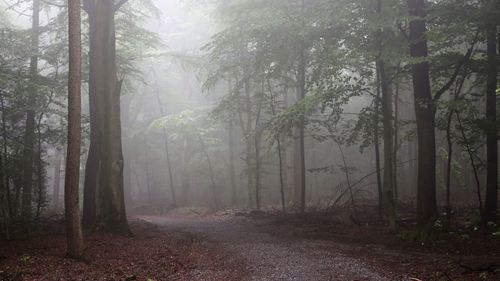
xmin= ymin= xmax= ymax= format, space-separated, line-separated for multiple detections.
xmin=83 ymin=0 xmax=129 ymax=234
xmin=378 ymin=61 xmax=396 ymax=228
xmin=374 ymin=67 xmax=383 ymax=221
xmin=407 ymin=0 xmax=438 ymax=229
xmin=227 ymin=80 xmax=238 ymax=207
xmin=65 ymin=0 xmax=84 ymax=258
xmin=228 ymin=118 xmax=237 ymax=206
xmin=0 ymin=94 xmax=12 ymax=221
xmin=0 ymin=93 xmax=8 ymax=239
xmin=254 ymin=87 xmax=264 ymax=210
xmin=393 ymin=75 xmax=400 ymax=203
xmin=21 ymin=0 xmax=40 ymax=221
xmin=242 ymin=77 xmax=255 ymax=209
xmin=52 ymin=151 xmax=62 ymax=210
xmin=295 ymin=50 xmax=307 ymax=213
xmin=483 ymin=2 xmax=498 ymax=223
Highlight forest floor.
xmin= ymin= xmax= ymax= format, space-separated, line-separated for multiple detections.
xmin=1 ymin=206 xmax=500 ymax=281
xmin=139 ymin=208 xmax=500 ymax=281
xmin=0 ymin=217 xmax=245 ymax=281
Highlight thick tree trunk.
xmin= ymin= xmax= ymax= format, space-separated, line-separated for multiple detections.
xmin=407 ymin=0 xmax=438 ymax=229
xmin=483 ymin=4 xmax=498 ymax=223
xmin=83 ymin=0 xmax=129 ymax=234
xmin=82 ymin=0 xmax=103 ymax=229
xmin=65 ymin=0 xmax=84 ymax=258
xmin=21 ymin=0 xmax=40 ymax=221
xmin=82 ymin=140 xmax=99 ymax=228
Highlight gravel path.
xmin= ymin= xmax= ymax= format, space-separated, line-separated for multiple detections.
xmin=139 ymin=215 xmax=394 ymax=281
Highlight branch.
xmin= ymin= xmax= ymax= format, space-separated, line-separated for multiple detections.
xmin=433 ymin=32 xmax=479 ymax=103
xmin=114 ymin=0 xmax=129 ymax=12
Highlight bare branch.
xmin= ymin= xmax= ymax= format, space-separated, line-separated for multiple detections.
xmin=433 ymin=32 xmax=479 ymax=103
xmin=114 ymin=0 xmax=128 ymax=12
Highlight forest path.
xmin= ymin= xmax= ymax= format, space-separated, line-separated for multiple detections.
xmin=138 ymin=215 xmax=393 ymax=281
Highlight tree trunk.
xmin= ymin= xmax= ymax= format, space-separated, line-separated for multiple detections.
xmin=227 ymin=80 xmax=238 ymax=207
xmin=52 ymin=151 xmax=62 ymax=210
xmin=483 ymin=3 xmax=498 ymax=223
xmin=83 ymin=0 xmax=129 ymax=234
xmin=268 ymin=79 xmax=286 ymax=212
xmin=336 ymin=141 xmax=354 ymax=205
xmin=243 ymin=78 xmax=255 ymax=209
xmin=378 ymin=61 xmax=396 ymax=228
xmin=65 ymin=0 xmax=84 ymax=258
xmin=35 ymin=117 xmax=44 ymax=219
xmin=228 ymin=118 xmax=237 ymax=206
xmin=445 ymin=109 xmax=453 ymax=223
xmin=0 ymin=93 xmax=11 ymax=220
xmin=254 ymin=87 xmax=264 ymax=210
xmin=456 ymin=112 xmax=483 ymax=212
xmin=82 ymin=139 xmax=99 ymax=228
xmin=0 ymin=100 xmax=8 ymax=239
xmin=376 ymin=0 xmax=396 ymax=228
xmin=374 ymin=68 xmax=383 ymax=221
xmin=21 ymin=0 xmax=40 ymax=221
xmin=181 ymin=139 xmax=191 ymax=206
xmin=144 ymin=147 xmax=152 ymax=205
xmin=199 ymin=136 xmax=219 ymax=210
xmin=393 ymin=75 xmax=400 ymax=203
xmin=155 ymin=93 xmax=177 ymax=207
xmin=295 ymin=51 xmax=307 ymax=213
xmin=407 ymin=0 xmax=438 ymax=229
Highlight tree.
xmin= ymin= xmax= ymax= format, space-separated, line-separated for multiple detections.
xmin=82 ymin=0 xmax=129 ymax=233
xmin=482 ymin=0 xmax=498 ymax=223
xmin=21 ymin=0 xmax=40 ymax=221
xmin=407 ymin=0 xmax=438 ymax=229
xmin=375 ymin=0 xmax=397 ymax=228
xmin=52 ymin=151 xmax=62 ymax=210
xmin=65 ymin=0 xmax=84 ymax=259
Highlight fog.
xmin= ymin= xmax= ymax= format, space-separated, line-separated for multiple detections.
xmin=3 ymin=0 xmax=483 ymax=216
xmin=2 ymin=0 xmax=499 ymax=279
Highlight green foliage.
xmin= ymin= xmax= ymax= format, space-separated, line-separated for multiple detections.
xmin=19 ymin=255 xmax=30 ymax=263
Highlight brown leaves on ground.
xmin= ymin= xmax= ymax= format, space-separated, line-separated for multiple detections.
xmin=0 ymin=218 xmax=245 ymax=281
xmin=242 ymin=205 xmax=500 ymax=281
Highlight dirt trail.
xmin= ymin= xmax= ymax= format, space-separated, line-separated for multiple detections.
xmin=139 ymin=215 xmax=395 ymax=281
